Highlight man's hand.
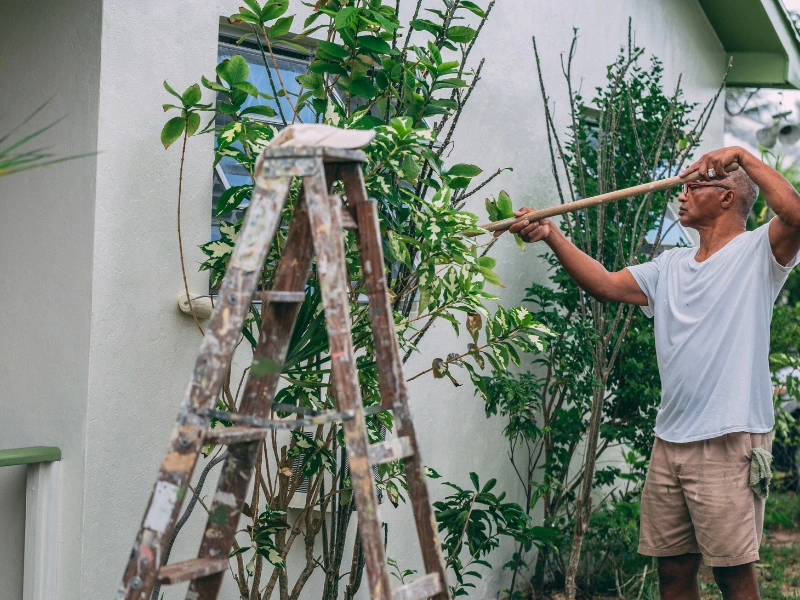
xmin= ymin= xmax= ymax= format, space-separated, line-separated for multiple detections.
xmin=679 ymin=146 xmax=742 ymax=181
xmin=492 ymin=208 xmax=554 ymax=244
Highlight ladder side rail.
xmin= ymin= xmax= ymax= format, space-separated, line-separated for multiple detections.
xmin=188 ymin=197 xmax=315 ymax=600
xmin=116 ymin=174 xmax=293 ymax=600
xmin=342 ymin=164 xmax=450 ymax=599
xmin=304 ymin=161 xmax=393 ymax=600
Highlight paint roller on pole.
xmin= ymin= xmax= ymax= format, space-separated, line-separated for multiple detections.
xmin=466 ymin=161 xmax=740 ymax=237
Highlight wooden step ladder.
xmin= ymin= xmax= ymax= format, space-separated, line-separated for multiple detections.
xmin=116 ymin=145 xmax=449 ymax=600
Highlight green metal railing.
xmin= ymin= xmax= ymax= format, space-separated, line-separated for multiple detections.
xmin=0 ymin=446 xmax=61 ymax=467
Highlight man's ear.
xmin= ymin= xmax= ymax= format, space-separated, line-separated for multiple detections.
xmin=721 ymin=189 xmax=736 ymax=210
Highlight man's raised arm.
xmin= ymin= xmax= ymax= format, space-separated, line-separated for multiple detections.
xmin=682 ymin=146 xmax=800 ymax=266
xmin=495 ymin=216 xmax=648 ymax=305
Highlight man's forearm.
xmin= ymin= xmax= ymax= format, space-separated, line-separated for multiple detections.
xmin=545 ymin=227 xmax=614 ymax=300
xmin=739 ymin=150 xmax=800 ymax=227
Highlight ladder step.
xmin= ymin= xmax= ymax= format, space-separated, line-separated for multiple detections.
xmin=157 ymin=558 xmax=228 ymax=584
xmin=204 ymin=425 xmax=269 ymax=444
xmin=393 ymin=573 xmax=443 ymax=600
xmin=261 ymin=290 xmax=306 ymax=303
xmin=272 ymin=402 xmax=330 ymax=416
xmin=368 ymin=436 xmax=413 ymax=466
xmin=200 ymin=408 xmax=356 ymax=431
xmin=272 ymin=403 xmax=390 ymax=417
xmin=339 ymin=206 xmax=358 ymax=230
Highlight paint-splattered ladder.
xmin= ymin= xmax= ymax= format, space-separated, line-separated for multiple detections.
xmin=116 ymin=145 xmax=449 ymax=600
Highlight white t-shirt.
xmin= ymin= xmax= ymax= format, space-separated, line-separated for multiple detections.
xmin=626 ymin=219 xmax=799 ymax=443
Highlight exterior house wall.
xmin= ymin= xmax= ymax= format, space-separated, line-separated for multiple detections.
xmin=1 ymin=0 xmax=725 ymax=598
xmin=0 ymin=1 xmax=102 ymax=598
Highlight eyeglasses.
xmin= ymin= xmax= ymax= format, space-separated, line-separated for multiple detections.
xmin=682 ymin=182 xmax=731 ymax=195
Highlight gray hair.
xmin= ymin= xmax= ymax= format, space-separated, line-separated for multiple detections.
xmin=728 ymin=168 xmax=759 ymax=220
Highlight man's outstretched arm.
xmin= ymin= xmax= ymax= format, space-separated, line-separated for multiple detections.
xmin=682 ymin=146 xmax=800 ymax=266
xmin=495 ymin=216 xmax=648 ymax=305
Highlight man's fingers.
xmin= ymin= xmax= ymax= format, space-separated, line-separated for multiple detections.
xmin=514 ymin=207 xmax=535 ymax=217
xmin=679 ymin=164 xmax=699 ymax=179
xmin=697 ymin=160 xmax=711 ymax=181
xmin=523 ymin=229 xmax=547 ymax=244
xmin=508 ymin=220 xmax=529 ymax=234
xmin=713 ymin=157 xmax=726 ymax=179
xmin=519 ymin=222 xmax=542 ymax=238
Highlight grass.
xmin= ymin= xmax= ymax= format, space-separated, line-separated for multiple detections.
xmin=536 ymin=492 xmax=800 ymax=599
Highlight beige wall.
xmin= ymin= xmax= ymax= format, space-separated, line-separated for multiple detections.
xmin=0 ymin=1 xmax=102 ymax=598
xmin=2 ymin=0 xmax=725 ymax=598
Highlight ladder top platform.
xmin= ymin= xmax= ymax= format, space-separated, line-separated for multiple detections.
xmin=259 ymin=146 xmax=367 ymax=163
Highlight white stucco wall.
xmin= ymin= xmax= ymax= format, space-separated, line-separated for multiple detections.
xmin=3 ymin=0 xmax=726 ymax=598
xmin=0 ymin=1 xmax=101 ymax=598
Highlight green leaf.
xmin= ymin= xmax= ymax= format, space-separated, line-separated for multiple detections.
xmin=356 ymin=35 xmax=392 ymax=54
xmin=216 ymin=55 xmax=249 ymax=85
xmin=447 ymin=163 xmax=482 ymax=178
xmin=375 ymin=70 xmax=391 ymax=90
xmin=233 ymin=81 xmax=259 ymax=97
xmin=269 ymin=15 xmax=294 ymax=38
xmin=217 ymin=102 xmax=239 ymax=115
xmin=160 ymin=116 xmax=185 ymax=149
xmin=186 ymin=112 xmax=201 ymax=136
xmin=447 ymin=176 xmax=472 ymax=189
xmin=201 ymin=75 xmax=228 ymax=93
xmin=496 ymin=190 xmax=514 ymax=219
xmin=316 ymin=40 xmax=350 ymax=60
xmin=242 ymin=0 xmax=263 ymax=17
xmin=163 ymin=80 xmax=182 ymax=100
xmin=229 ymin=10 xmax=260 ymax=25
xmin=485 ymin=198 xmax=499 ymax=221
xmin=446 ymin=26 xmax=476 ymax=44
xmin=410 ymin=19 xmax=441 ymax=36
xmin=432 ymin=78 xmax=470 ymax=91
xmin=214 ymin=185 xmax=252 ymax=217
xmin=240 ymin=105 xmax=277 ymax=118
xmin=304 ymin=10 xmax=324 ymax=28
xmin=460 ymin=1 xmax=486 ymax=17
xmin=335 ymin=7 xmax=359 ymax=30
xmin=469 ymin=472 xmax=480 ymax=490
xmin=350 ymin=76 xmax=377 ymax=99
xmin=308 ymin=61 xmax=348 ymax=76
xmin=428 ymin=41 xmax=442 ymax=66
xmin=181 ymin=84 xmax=202 ymax=106
xmin=261 ymin=0 xmax=289 ymax=21
xmin=401 ymin=154 xmax=421 ymax=182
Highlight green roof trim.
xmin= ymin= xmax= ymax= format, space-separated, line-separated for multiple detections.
xmin=0 ymin=446 xmax=62 ymax=467
xmin=699 ymin=0 xmax=800 ymax=88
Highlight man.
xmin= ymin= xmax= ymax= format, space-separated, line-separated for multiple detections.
xmin=499 ymin=146 xmax=800 ymax=600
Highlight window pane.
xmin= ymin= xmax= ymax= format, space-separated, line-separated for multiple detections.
xmin=211 ymin=42 xmax=314 ymax=246
xmin=217 ymin=43 xmax=316 ymax=124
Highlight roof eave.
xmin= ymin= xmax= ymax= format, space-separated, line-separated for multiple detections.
xmin=701 ymin=0 xmax=800 ymax=89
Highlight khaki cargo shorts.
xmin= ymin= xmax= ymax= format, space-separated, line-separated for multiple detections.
xmin=638 ymin=431 xmax=773 ymax=567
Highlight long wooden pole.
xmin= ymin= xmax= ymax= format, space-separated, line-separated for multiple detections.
xmin=467 ymin=162 xmax=739 ymax=237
